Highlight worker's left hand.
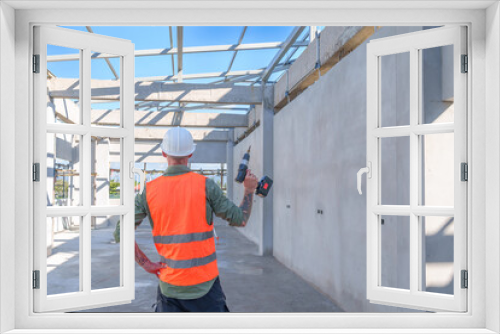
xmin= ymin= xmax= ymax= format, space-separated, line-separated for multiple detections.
xmin=142 ymin=261 xmax=168 ymax=278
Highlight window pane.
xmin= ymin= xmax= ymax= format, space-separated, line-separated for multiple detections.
xmin=380 ymin=51 xmax=410 ymax=127
xmin=91 ymin=52 xmax=121 ymax=128
xmin=380 ymin=136 xmax=410 ymax=205
xmin=421 ymin=216 xmax=454 ymax=295
xmin=421 ymin=45 xmax=454 ymax=124
xmin=47 ymin=44 xmax=82 ymax=125
xmin=380 ymin=215 xmax=410 ymax=290
xmin=92 ymin=215 xmax=121 ymax=290
xmin=47 ymin=216 xmax=81 ymax=295
xmin=420 ymin=133 xmax=454 ymax=206
xmin=47 ymin=133 xmax=81 ymax=207
xmin=91 ymin=136 xmax=121 ymax=207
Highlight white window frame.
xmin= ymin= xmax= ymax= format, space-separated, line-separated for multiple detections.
xmin=365 ymin=26 xmax=467 ymax=312
xmin=32 ymin=25 xmax=136 ymax=312
xmin=2 ymin=2 xmax=498 ymax=333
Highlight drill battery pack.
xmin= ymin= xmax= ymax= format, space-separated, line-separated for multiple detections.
xmin=256 ymin=176 xmax=273 ymax=198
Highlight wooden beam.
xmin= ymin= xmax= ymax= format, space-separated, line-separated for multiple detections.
xmin=48 ymin=79 xmax=263 ymax=105
xmin=274 ymin=26 xmax=375 ymax=111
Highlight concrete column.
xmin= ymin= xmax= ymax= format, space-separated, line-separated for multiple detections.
xmin=261 ymin=85 xmax=274 ymax=256
xmin=226 ymin=130 xmax=234 ymax=201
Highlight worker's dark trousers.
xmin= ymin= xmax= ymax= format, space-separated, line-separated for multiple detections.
xmin=154 ymin=277 xmax=230 ymax=312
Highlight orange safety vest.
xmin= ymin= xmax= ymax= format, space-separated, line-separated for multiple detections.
xmin=146 ymin=172 xmax=219 ymax=286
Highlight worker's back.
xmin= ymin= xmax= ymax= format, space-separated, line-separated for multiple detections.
xmin=146 ymin=172 xmax=218 ymax=287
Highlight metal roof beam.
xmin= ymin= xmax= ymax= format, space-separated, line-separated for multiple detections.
xmin=138 ymin=64 xmax=289 ymax=82
xmin=86 ymin=26 xmax=119 ymax=80
xmin=225 ymin=26 xmax=247 ymax=80
xmin=261 ymin=26 xmax=306 ymax=83
xmin=47 ymin=41 xmax=310 ymax=62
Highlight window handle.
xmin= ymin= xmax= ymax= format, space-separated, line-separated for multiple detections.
xmin=357 ymin=162 xmax=372 ymax=195
xmin=130 ymin=162 xmax=145 ymax=194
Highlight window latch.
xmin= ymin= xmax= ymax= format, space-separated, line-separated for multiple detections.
xmin=357 ymin=162 xmax=372 ymax=195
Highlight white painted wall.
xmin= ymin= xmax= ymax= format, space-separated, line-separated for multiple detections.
xmin=0 ymin=2 xmax=16 ymax=333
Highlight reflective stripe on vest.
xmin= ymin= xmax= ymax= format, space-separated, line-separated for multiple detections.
xmin=160 ymin=252 xmax=217 ymax=269
xmin=146 ymin=172 xmax=219 ymax=286
xmin=153 ymin=230 xmax=214 ymax=244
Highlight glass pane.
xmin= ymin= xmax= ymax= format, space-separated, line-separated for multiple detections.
xmin=47 ymin=216 xmax=81 ymax=295
xmin=47 ymin=133 xmax=81 ymax=207
xmin=380 ymin=51 xmax=410 ymax=127
xmin=91 ymin=137 xmax=121 ymax=206
xmin=380 ymin=136 xmax=410 ymax=205
xmin=91 ymin=215 xmax=121 ymax=290
xmin=380 ymin=215 xmax=410 ymax=290
xmin=91 ymin=52 xmax=121 ymax=128
xmin=421 ymin=216 xmax=454 ymax=295
xmin=421 ymin=45 xmax=454 ymax=124
xmin=47 ymin=44 xmax=81 ymax=124
xmin=420 ymin=133 xmax=454 ymax=206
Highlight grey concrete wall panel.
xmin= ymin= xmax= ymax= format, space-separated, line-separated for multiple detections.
xmin=232 ymin=107 xmax=264 ymax=248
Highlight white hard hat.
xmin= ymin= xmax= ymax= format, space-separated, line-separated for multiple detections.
xmin=161 ymin=127 xmax=196 ymax=157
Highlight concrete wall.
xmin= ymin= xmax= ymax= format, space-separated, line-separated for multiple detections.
xmin=272 ymin=26 xmax=454 ymax=312
xmin=232 ymin=105 xmax=264 ymax=248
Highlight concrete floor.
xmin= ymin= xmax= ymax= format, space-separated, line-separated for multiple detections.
xmin=47 ymin=218 xmax=342 ymax=313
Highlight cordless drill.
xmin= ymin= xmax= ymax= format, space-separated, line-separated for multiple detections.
xmin=235 ymin=146 xmax=273 ymax=198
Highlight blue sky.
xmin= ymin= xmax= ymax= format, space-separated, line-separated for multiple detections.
xmin=50 ymin=26 xmax=309 ymax=81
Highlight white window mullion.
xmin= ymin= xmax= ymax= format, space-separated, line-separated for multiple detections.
xmin=453 ymin=26 xmax=468 ymax=311
xmin=409 ymin=47 xmax=419 ymax=294
xmin=121 ymin=49 xmax=135 ymax=296
xmin=81 ymin=47 xmax=92 ymax=295
xmin=365 ymin=44 xmax=378 ymax=300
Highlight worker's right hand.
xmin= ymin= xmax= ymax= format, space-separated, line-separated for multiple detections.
xmin=243 ymin=169 xmax=259 ymax=193
xmin=142 ymin=261 xmax=168 ymax=278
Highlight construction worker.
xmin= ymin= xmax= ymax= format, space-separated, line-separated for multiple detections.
xmin=114 ymin=126 xmax=258 ymax=312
